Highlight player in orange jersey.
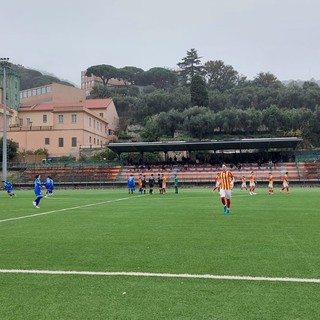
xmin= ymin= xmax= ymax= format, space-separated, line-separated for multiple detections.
xmin=212 ymin=172 xmax=221 ymax=192
xmin=280 ymin=171 xmax=290 ymax=194
xmin=249 ymin=171 xmax=256 ymax=195
xmin=240 ymin=175 xmax=247 ymax=191
xmin=161 ymin=174 xmax=167 ymax=193
xmin=268 ymin=172 xmax=274 ymax=195
xmin=219 ymin=164 xmax=234 ymax=215
xmin=137 ymin=174 xmax=143 ymax=194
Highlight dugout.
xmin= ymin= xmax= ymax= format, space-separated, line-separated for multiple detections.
xmin=107 ymin=137 xmax=302 ymax=166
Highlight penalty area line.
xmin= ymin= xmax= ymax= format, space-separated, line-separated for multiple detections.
xmin=0 ymin=195 xmax=143 ymax=224
xmin=0 ymin=269 xmax=319 ymax=284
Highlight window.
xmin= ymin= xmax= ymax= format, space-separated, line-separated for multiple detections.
xmin=46 ymin=86 xmax=51 ymax=93
xmin=41 ymin=87 xmax=46 ymax=94
xmin=89 ymin=118 xmax=91 ymax=127
xmin=26 ymin=118 xmax=31 ymax=125
xmin=37 ymin=88 xmax=41 ymax=95
xmin=45 ymin=138 xmax=50 ymax=145
xmin=72 ymin=137 xmax=77 ymax=147
xmin=58 ymin=115 xmax=64 ymax=124
xmin=32 ymin=89 xmax=37 ymax=96
xmin=43 ymin=115 xmax=47 ymax=123
xmin=89 ymin=136 xmax=92 ymax=143
xmin=58 ymin=138 xmax=64 ymax=147
xmin=71 ymin=114 xmax=77 ymax=124
xmin=99 ymin=113 xmax=104 ymax=118
xmin=19 ymin=118 xmax=23 ymax=126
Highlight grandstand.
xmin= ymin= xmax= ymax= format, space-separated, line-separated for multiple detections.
xmin=6 ymin=137 xmax=320 ymax=187
xmin=9 ymin=160 xmax=320 ymax=188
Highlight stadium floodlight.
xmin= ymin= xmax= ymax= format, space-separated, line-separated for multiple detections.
xmin=0 ymin=57 xmax=11 ymax=181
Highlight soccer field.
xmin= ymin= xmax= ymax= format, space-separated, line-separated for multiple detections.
xmin=0 ymin=187 xmax=319 ymax=319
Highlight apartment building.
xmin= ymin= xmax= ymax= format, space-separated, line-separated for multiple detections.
xmin=81 ymin=70 xmax=126 ymax=96
xmin=20 ymin=82 xmax=86 ymax=105
xmin=5 ymin=99 xmax=119 ymax=159
xmin=0 ymin=68 xmax=20 ymax=111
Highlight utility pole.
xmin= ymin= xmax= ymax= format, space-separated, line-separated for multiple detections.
xmin=0 ymin=57 xmax=10 ymax=181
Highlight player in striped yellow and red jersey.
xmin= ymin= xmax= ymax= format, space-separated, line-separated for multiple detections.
xmin=212 ymin=172 xmax=221 ymax=192
xmin=280 ymin=171 xmax=290 ymax=194
xmin=240 ymin=175 xmax=247 ymax=191
xmin=219 ymin=164 xmax=234 ymax=215
xmin=249 ymin=171 xmax=256 ymax=195
xmin=268 ymin=172 xmax=274 ymax=195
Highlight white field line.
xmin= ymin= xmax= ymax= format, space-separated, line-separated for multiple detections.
xmin=0 ymin=269 xmax=319 ymax=284
xmin=0 ymin=195 xmax=143 ymax=224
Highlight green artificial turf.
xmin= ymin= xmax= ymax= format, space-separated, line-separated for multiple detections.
xmin=0 ymin=187 xmax=319 ymax=319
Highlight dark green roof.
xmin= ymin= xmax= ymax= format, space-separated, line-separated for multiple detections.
xmin=107 ymin=137 xmax=302 ymax=154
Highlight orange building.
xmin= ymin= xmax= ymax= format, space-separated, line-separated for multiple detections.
xmin=4 ymin=99 xmax=119 ymax=159
xmin=20 ymin=82 xmax=86 ymax=105
xmin=81 ymin=71 xmax=126 ymax=96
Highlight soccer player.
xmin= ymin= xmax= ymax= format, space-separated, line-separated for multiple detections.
xmin=219 ymin=164 xmax=234 ymax=215
xmin=127 ymin=174 xmax=135 ymax=194
xmin=249 ymin=171 xmax=256 ymax=195
xmin=161 ymin=174 xmax=167 ymax=193
xmin=142 ymin=175 xmax=147 ymax=194
xmin=149 ymin=174 xmax=155 ymax=194
xmin=157 ymin=173 xmax=163 ymax=194
xmin=240 ymin=175 xmax=247 ymax=191
xmin=33 ymin=174 xmax=43 ymax=208
xmin=212 ymin=172 xmax=221 ymax=192
xmin=268 ymin=172 xmax=274 ymax=195
xmin=2 ymin=180 xmax=15 ymax=197
xmin=174 ymin=174 xmax=179 ymax=194
xmin=137 ymin=175 xmax=143 ymax=194
xmin=45 ymin=176 xmax=54 ymax=197
xmin=280 ymin=171 xmax=290 ymax=194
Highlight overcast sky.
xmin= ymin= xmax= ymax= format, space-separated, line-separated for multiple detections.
xmin=1 ymin=0 xmax=320 ymax=87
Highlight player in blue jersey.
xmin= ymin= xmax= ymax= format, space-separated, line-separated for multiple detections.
xmin=33 ymin=174 xmax=43 ymax=208
xmin=45 ymin=176 xmax=54 ymax=197
xmin=2 ymin=180 xmax=15 ymax=197
xmin=127 ymin=174 xmax=135 ymax=194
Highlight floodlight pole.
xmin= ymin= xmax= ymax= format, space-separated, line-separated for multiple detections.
xmin=0 ymin=57 xmax=10 ymax=181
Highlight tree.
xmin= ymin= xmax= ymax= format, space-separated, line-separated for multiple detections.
xmin=119 ymin=66 xmax=144 ymax=85
xmin=177 ymin=48 xmax=203 ymax=84
xmin=141 ymin=115 xmax=162 ymax=141
xmin=204 ymin=60 xmax=239 ymax=91
xmin=190 ymin=75 xmax=209 ymax=107
xmin=138 ymin=67 xmax=178 ymax=89
xmin=86 ymin=64 xmax=118 ymax=86
xmin=0 ymin=138 xmax=19 ymax=161
xmin=253 ymin=72 xmax=281 ymax=87
xmin=262 ymin=105 xmax=285 ymax=132
xmin=157 ymin=109 xmax=183 ymax=138
xmin=182 ymin=110 xmax=215 ymax=139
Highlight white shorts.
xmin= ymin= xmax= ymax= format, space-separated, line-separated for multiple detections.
xmin=250 ymin=182 xmax=255 ymax=187
xmin=283 ymin=182 xmax=289 ymax=188
xmin=268 ymin=183 xmax=273 ymax=189
xmin=241 ymin=183 xmax=247 ymax=188
xmin=220 ymin=189 xmax=232 ymax=199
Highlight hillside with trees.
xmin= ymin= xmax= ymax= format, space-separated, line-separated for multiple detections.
xmin=12 ymin=64 xmax=74 ymax=90
xmin=41 ymin=49 xmax=320 ymax=147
